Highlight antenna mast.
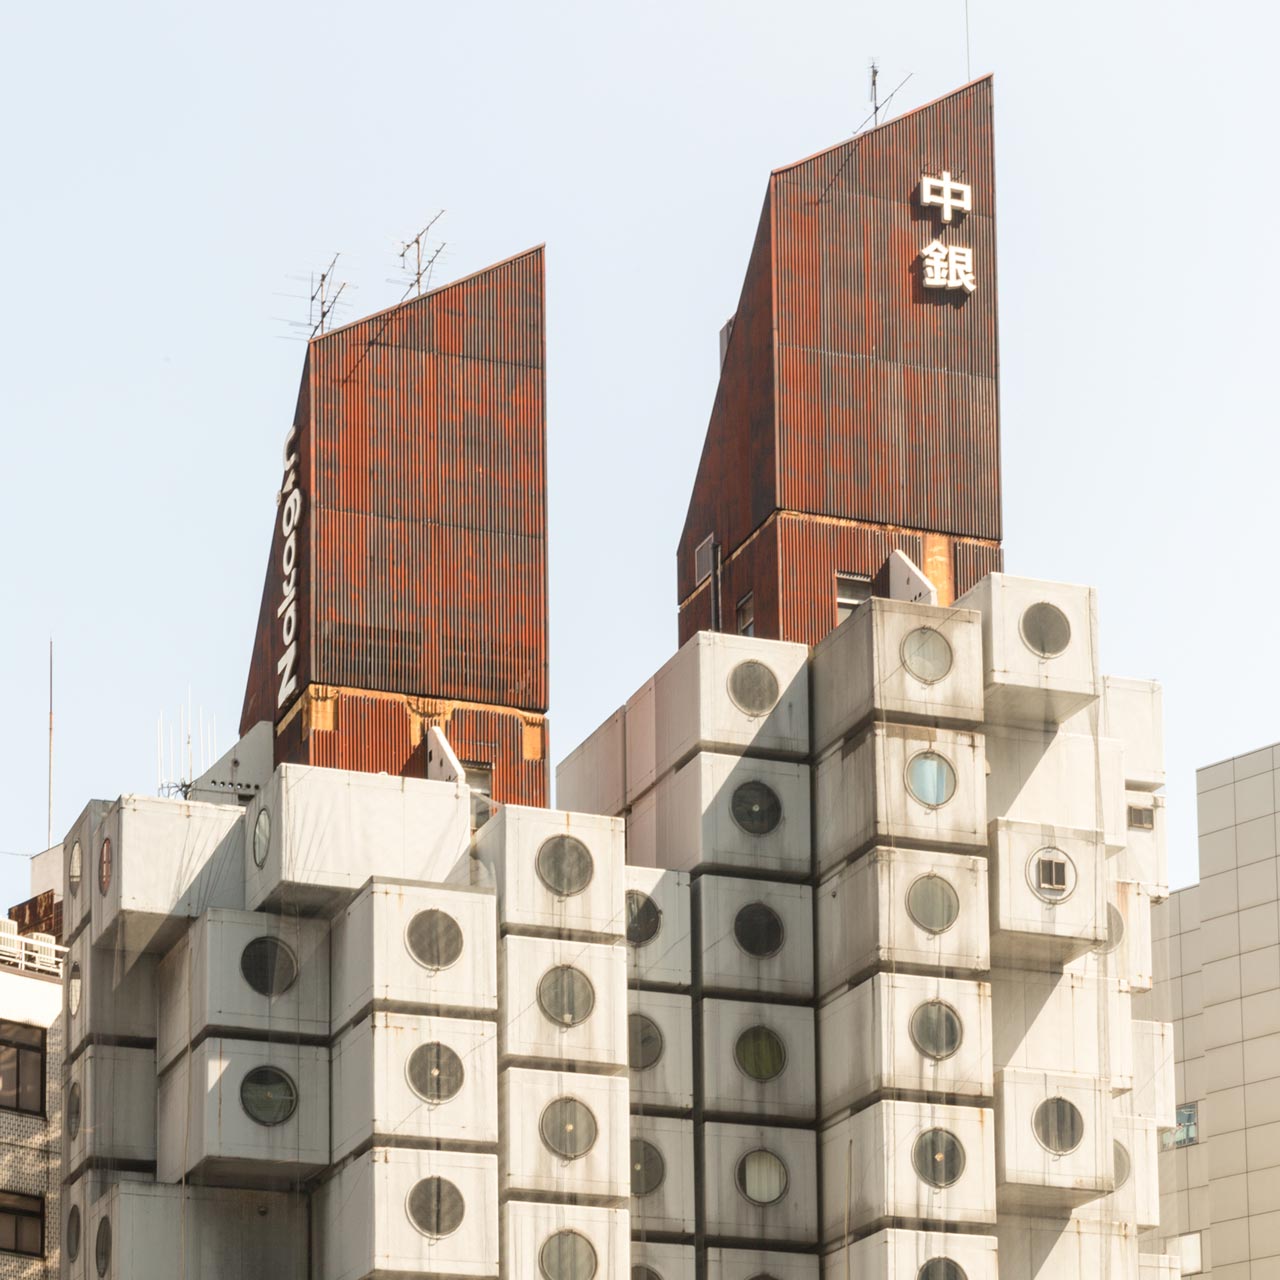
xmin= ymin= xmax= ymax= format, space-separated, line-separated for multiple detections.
xmin=309 ymin=254 xmax=348 ymax=337
xmin=869 ymin=58 xmax=880 ymax=127
xmin=399 ymin=211 xmax=446 ymax=298
xmin=46 ymin=640 xmax=53 ymax=850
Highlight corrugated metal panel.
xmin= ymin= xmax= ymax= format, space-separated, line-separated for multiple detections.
xmin=954 ymin=539 xmax=1003 ymax=598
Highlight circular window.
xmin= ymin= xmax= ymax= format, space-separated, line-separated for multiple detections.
xmin=540 ymin=1096 xmax=598 ymax=1159
xmin=406 ymin=1042 xmax=465 ymax=1103
xmin=632 ymin=1269 xmax=663 ymax=1280
xmin=906 ymin=875 xmax=960 ymax=934
xmin=626 ymin=890 xmax=662 ymax=947
xmin=240 ymin=937 xmax=298 ymax=997
xmin=68 ymin=1081 xmax=82 ymax=1139
xmin=918 ymin=1261 xmax=967 ymax=1280
xmin=736 ymin=1148 xmax=789 ymax=1205
xmin=730 ymin=781 xmax=783 ymax=836
xmin=733 ymin=902 xmax=784 ymax=958
xmin=1114 ymin=1140 xmax=1131 ymax=1190
xmin=406 ymin=1176 xmax=465 ymax=1238
xmin=252 ymin=809 xmax=271 ymax=869
xmin=629 ymin=1013 xmax=664 ymax=1070
xmin=909 ymin=1001 xmax=964 ymax=1060
xmin=405 ymin=909 xmax=464 ymax=970
xmin=95 ymin=1217 xmax=111 ymax=1277
xmin=1027 ymin=849 xmax=1077 ymax=904
xmin=1096 ymin=903 xmax=1125 ymax=955
xmin=539 ymin=1230 xmax=597 ymax=1280
xmin=536 ymin=835 xmax=594 ymax=897
xmin=68 ymin=962 xmax=82 ymax=1017
xmin=1020 ymin=602 xmax=1072 ymax=658
xmin=735 ymin=1025 xmax=788 ymax=1082
xmin=537 ymin=966 xmax=595 ymax=1027
xmin=631 ymin=1138 xmax=666 ymax=1196
xmin=1034 ymin=1097 xmax=1084 ymax=1153
xmin=98 ymin=838 xmax=112 ymax=895
xmin=69 ymin=840 xmax=83 ymax=896
xmin=902 ymin=628 xmax=954 ymax=684
xmin=727 ymin=660 xmax=781 ymax=716
xmin=913 ymin=1128 xmax=966 ymax=1188
xmin=67 ymin=1205 xmax=81 ymax=1262
xmin=240 ymin=1066 xmax=298 ymax=1127
xmin=905 ymin=752 xmax=957 ymax=808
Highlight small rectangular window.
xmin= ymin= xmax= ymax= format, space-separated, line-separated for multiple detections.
xmin=1037 ymin=858 xmax=1068 ymax=891
xmin=1162 ymin=1101 xmax=1198 ymax=1149
xmin=0 ymin=1024 xmax=43 ymax=1117
xmin=694 ymin=535 xmax=715 ymax=586
xmin=463 ymin=763 xmax=493 ymax=832
xmin=736 ymin=593 xmax=755 ymax=637
xmin=835 ymin=572 xmax=872 ymax=623
xmin=0 ymin=1191 xmax=42 ymax=1258
xmin=1128 ymin=805 xmax=1155 ymax=831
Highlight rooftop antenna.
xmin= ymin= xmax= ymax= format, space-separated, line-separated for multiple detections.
xmin=46 ymin=640 xmax=53 ymax=850
xmin=309 ymin=254 xmax=348 ymax=337
xmin=398 ymin=211 xmax=446 ymax=298
xmin=964 ymin=1 xmax=972 ymax=80
xmin=869 ymin=58 xmax=880 ymax=127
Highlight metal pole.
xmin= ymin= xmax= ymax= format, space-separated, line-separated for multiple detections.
xmin=46 ymin=640 xmax=53 ymax=849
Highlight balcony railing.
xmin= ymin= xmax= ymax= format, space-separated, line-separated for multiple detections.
xmin=0 ymin=923 xmax=65 ymax=977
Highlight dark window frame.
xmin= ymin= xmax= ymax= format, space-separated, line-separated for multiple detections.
xmin=736 ymin=592 xmax=755 ymax=637
xmin=0 ymin=1022 xmax=45 ymax=1118
xmin=0 ymin=1190 xmax=44 ymax=1258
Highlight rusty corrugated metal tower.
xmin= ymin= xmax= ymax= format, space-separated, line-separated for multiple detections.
xmin=677 ymin=77 xmax=1003 ymax=646
xmin=240 ymin=246 xmax=549 ymax=805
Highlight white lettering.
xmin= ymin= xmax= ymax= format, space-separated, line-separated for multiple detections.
xmin=920 ymin=170 xmax=972 ymax=223
xmin=282 ymin=531 xmax=297 ymax=577
xmin=275 ymin=426 xmax=305 ymax=711
xmin=276 ymin=642 xmax=298 ymax=709
xmin=921 ymin=239 xmax=977 ymax=294
xmin=281 ymin=600 xmax=296 ymax=646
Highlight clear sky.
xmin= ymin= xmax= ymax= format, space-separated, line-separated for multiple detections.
xmin=1 ymin=0 xmax=1275 ymax=907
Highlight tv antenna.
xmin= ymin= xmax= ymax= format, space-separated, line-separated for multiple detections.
xmin=869 ymin=58 xmax=880 ymax=127
xmin=309 ymin=254 xmax=348 ymax=337
xmin=398 ymin=211 xmax=446 ymax=298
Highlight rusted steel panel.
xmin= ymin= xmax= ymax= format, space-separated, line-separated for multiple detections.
xmin=953 ymin=539 xmax=1003 ymax=599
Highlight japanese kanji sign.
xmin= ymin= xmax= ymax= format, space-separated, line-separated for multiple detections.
xmin=920 ymin=170 xmax=972 ymax=223
xmin=919 ymin=170 xmax=976 ymax=294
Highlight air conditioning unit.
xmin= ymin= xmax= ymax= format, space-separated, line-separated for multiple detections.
xmin=702 ymin=1121 xmax=818 ymax=1246
xmin=330 ymin=880 xmax=497 ymax=1034
xmin=90 ymin=795 xmax=243 ymax=953
xmin=314 ymin=1147 xmax=499 ymax=1279
xmin=955 ymin=573 xmax=1100 ymax=727
xmin=629 ymin=989 xmax=694 ymax=1113
xmin=1101 ymin=676 xmax=1165 ymax=792
xmin=811 ymin=597 xmax=985 ymax=757
xmin=821 ymin=1100 xmax=997 ymax=1240
xmin=815 ymin=724 xmax=987 ymax=874
xmin=64 ymin=929 xmax=157 ymax=1059
xmin=988 ymin=820 xmax=1107 ymax=964
xmin=994 ymin=1214 xmax=1138 ymax=1276
xmin=499 ymin=935 xmax=627 ymax=1070
xmin=819 ymin=974 xmax=992 ymax=1119
xmin=331 ymin=1012 xmax=499 ymax=1164
xmin=628 ymin=1115 xmax=696 ymax=1237
xmin=556 ymin=706 xmax=626 ymax=819
xmin=623 ymin=866 xmax=691 ymax=989
xmin=994 ymin=1067 xmax=1112 ymax=1209
xmin=985 ymin=725 xmax=1126 ymax=854
xmin=156 ymin=908 xmax=330 ymax=1072
xmin=62 ymin=799 xmax=111 ymax=940
xmin=64 ymin=1044 xmax=155 ymax=1177
xmin=1067 ymin=878 xmax=1154 ymax=993
xmin=501 ymin=1201 xmax=629 ymax=1280
xmin=1124 ymin=1019 xmax=1175 ymax=1127
xmin=626 ymin=633 xmax=810 ymax=803
xmin=696 ymin=876 xmax=813 ymax=1000
xmin=816 ymin=848 xmax=990 ymax=998
xmin=473 ymin=805 xmax=625 ymax=938
xmin=245 ymin=765 xmax=471 ymax=915
xmin=1115 ymin=791 xmax=1169 ymax=901
xmin=702 ymin=999 xmax=816 ymax=1122
xmin=156 ymin=1038 xmax=329 ymax=1184
xmin=706 ymin=1246 xmax=818 ymax=1278
xmin=821 ymin=1228 xmax=998 ymax=1280
xmin=631 ymin=1241 xmax=696 ymax=1279
xmin=626 ymin=754 xmax=811 ymax=879
xmin=499 ymin=1066 xmax=629 ymax=1201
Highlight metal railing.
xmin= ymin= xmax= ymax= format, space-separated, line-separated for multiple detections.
xmin=0 ymin=923 xmax=65 ymax=977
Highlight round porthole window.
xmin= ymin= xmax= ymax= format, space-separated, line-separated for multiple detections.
xmin=902 ymin=627 xmax=954 ymax=684
xmin=536 ymin=834 xmax=594 ymax=897
xmin=736 ymin=1148 xmax=789 ymax=1205
xmin=405 ymin=909 xmax=464 ymax=970
xmin=240 ymin=1066 xmax=298 ymax=1127
xmin=406 ymin=1042 xmax=465 ymax=1103
xmin=240 ymin=937 xmax=298 ymax=997
xmin=68 ymin=962 xmax=82 ymax=1017
xmin=1033 ymin=1096 xmax=1085 ymax=1154
xmin=909 ymin=1000 xmax=964 ymax=1060
xmin=537 ymin=966 xmax=595 ymax=1027
xmin=913 ymin=1128 xmax=966 ymax=1188
xmin=918 ymin=1261 xmax=967 ymax=1280
xmin=540 ymin=1096 xmax=599 ymax=1159
xmin=1114 ymin=1140 xmax=1131 ymax=1190
xmin=625 ymin=890 xmax=662 ymax=947
xmin=906 ymin=875 xmax=960 ymax=934
xmin=1020 ymin=602 xmax=1072 ymax=658
xmin=67 ymin=1205 xmax=81 ymax=1262
xmin=628 ymin=1013 xmax=664 ymax=1070
xmin=735 ymin=1025 xmax=788 ymax=1082
xmin=1096 ymin=903 xmax=1125 ymax=955
xmin=97 ymin=838 xmax=112 ymax=896
xmin=631 ymin=1138 xmax=666 ymax=1196
xmin=1027 ymin=848 xmax=1077 ymax=904
xmin=727 ymin=660 xmax=781 ymax=716
xmin=733 ymin=902 xmax=784 ymax=958
xmin=730 ymin=781 xmax=783 ymax=836
xmin=632 ymin=1268 xmax=663 ymax=1280
xmin=252 ymin=809 xmax=271 ymax=869
xmin=539 ymin=1229 xmax=597 ymax=1280
xmin=905 ymin=751 xmax=957 ymax=808
xmin=68 ymin=1081 xmax=82 ymax=1139
xmin=69 ymin=840 xmax=83 ymax=896
xmin=406 ymin=1176 xmax=465 ymax=1238
xmin=95 ymin=1217 xmax=111 ymax=1277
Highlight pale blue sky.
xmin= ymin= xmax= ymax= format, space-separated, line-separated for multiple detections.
xmin=1 ymin=1 xmax=1275 ymax=905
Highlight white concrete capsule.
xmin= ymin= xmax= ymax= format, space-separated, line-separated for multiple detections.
xmin=1139 ymin=1252 xmax=1183 ymax=1279
xmin=628 ymin=1115 xmax=696 ymax=1237
xmin=819 ymin=974 xmax=993 ymax=1118
xmin=993 ymin=1214 xmax=1138 ymax=1277
xmin=1124 ymin=1019 xmax=1175 ymax=1128
xmin=62 ymin=1174 xmax=88 ymax=1280
xmin=706 ymin=1246 xmax=818 ymax=1279
xmin=814 ymin=724 xmax=988 ymax=874
xmin=1115 ymin=791 xmax=1169 ymax=902
xmin=702 ymin=999 xmax=816 ymax=1122
xmin=990 ymin=969 xmax=1121 ymax=1080
xmin=817 ymin=848 xmax=990 ymax=997
xmin=625 ymin=633 xmax=810 ymax=804
xmin=702 ymin=1121 xmax=818 ymax=1246
xmin=820 ymin=1228 xmax=999 ymax=1280
xmin=245 ymin=765 xmax=471 ymax=914
xmin=1068 ymin=878 xmax=1154 ymax=993
xmin=696 ymin=876 xmax=813 ymax=1000
xmin=555 ymin=706 xmax=626 ymax=819
xmin=810 ymin=597 xmax=985 ymax=756
xmin=64 ymin=1044 xmax=155 ymax=1177
xmin=1102 ymin=675 xmax=1165 ymax=792
xmin=314 ymin=1148 xmax=499 ymax=1279
xmin=628 ymin=989 xmax=694 ymax=1113
xmin=955 ymin=573 xmax=1101 ymax=727
xmin=62 ymin=799 xmax=111 ymax=940
xmin=631 ymin=1241 xmax=696 ymax=1279
xmin=500 ymin=1201 xmax=630 ymax=1280
xmin=330 ymin=880 xmax=497 ymax=1033
xmin=331 ymin=1013 xmax=498 ymax=1164
xmin=821 ymin=1100 xmax=997 ymax=1240
xmin=473 ymin=805 xmax=625 ymax=939
xmin=499 ymin=935 xmax=628 ymax=1070
xmin=64 ymin=929 xmax=156 ymax=1057
xmin=1076 ymin=1112 xmax=1160 ymax=1231
xmin=623 ymin=866 xmax=691 ymax=989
